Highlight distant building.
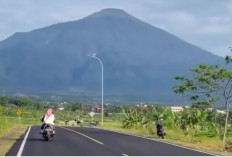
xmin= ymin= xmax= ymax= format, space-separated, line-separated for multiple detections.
xmin=171 ymin=106 xmax=184 ymax=112
xmin=58 ymin=104 xmax=64 ymax=110
xmin=216 ymin=109 xmax=226 ymax=114
xmin=136 ymin=103 xmax=149 ymax=109
xmin=207 ymin=108 xmax=226 ymax=114
xmin=58 ymin=107 xmax=64 ymax=110
xmin=92 ymin=104 xmax=102 ymax=113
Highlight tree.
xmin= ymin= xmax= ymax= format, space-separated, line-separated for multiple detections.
xmin=70 ymin=102 xmax=83 ymax=111
xmin=0 ymin=96 xmax=10 ymax=106
xmin=225 ymin=47 xmax=232 ymax=63
xmin=122 ymin=107 xmax=149 ymax=128
xmin=148 ymin=106 xmax=164 ymax=122
xmin=174 ymin=64 xmax=232 ymax=145
xmin=105 ymin=105 xmax=122 ymax=113
xmin=9 ymin=96 xmax=34 ymax=107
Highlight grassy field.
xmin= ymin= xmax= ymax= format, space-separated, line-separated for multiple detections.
xmin=0 ymin=116 xmax=40 ymax=155
xmin=100 ymin=121 xmax=232 ymax=156
xmin=0 ymin=118 xmax=26 ymax=156
xmin=0 ymin=124 xmax=28 ymax=156
xmin=1 ymin=115 xmax=232 ymax=156
xmin=56 ymin=114 xmax=232 ymax=155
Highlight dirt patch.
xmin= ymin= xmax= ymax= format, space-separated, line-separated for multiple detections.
xmin=0 ymin=125 xmax=27 ymax=156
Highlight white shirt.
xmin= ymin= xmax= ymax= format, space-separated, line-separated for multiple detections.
xmin=44 ymin=114 xmax=55 ymax=125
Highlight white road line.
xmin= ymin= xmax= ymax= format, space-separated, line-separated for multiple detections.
xmin=122 ymin=153 xmax=129 ymax=156
xmin=91 ymin=127 xmax=217 ymax=156
xmin=60 ymin=126 xmax=104 ymax=145
xmin=16 ymin=125 xmax=31 ymax=157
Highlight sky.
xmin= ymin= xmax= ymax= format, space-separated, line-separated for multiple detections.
xmin=0 ymin=0 xmax=231 ymax=57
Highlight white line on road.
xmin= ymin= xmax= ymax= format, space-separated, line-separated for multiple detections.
xmin=17 ymin=125 xmax=31 ymax=157
xmin=92 ymin=127 xmax=217 ymax=156
xmin=60 ymin=127 xmax=104 ymax=145
xmin=122 ymin=153 xmax=129 ymax=156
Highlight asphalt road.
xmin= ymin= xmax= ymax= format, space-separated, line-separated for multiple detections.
xmin=7 ymin=126 xmax=214 ymax=156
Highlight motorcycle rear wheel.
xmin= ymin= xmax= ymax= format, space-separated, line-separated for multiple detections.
xmin=47 ymin=135 xmax=52 ymax=141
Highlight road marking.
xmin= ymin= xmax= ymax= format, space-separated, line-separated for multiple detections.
xmin=60 ymin=127 xmax=104 ymax=145
xmin=17 ymin=125 xmax=31 ymax=157
xmin=122 ymin=153 xmax=129 ymax=156
xmin=91 ymin=127 xmax=217 ymax=156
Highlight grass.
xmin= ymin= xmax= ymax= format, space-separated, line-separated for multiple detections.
xmin=0 ymin=116 xmax=40 ymax=156
xmin=0 ymin=117 xmax=28 ymax=156
xmin=0 ymin=117 xmax=19 ymax=136
xmin=1 ymin=116 xmax=232 ymax=156
xmin=164 ymin=127 xmax=231 ymax=155
xmin=99 ymin=121 xmax=232 ymax=156
xmin=0 ymin=125 xmax=28 ymax=156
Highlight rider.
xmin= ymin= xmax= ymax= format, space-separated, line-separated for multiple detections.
xmin=40 ymin=108 xmax=55 ymax=134
xmin=156 ymin=122 xmax=164 ymax=136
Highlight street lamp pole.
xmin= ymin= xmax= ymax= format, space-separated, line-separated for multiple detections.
xmin=88 ymin=54 xmax=104 ymax=126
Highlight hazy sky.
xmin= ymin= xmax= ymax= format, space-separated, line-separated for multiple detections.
xmin=0 ymin=0 xmax=231 ymax=57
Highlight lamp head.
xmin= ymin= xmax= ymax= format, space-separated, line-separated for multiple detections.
xmin=87 ymin=53 xmax=96 ymax=57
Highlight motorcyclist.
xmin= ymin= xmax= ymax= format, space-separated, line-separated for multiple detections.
xmin=156 ymin=122 xmax=162 ymax=130
xmin=156 ymin=122 xmax=165 ymax=138
xmin=40 ymin=108 xmax=55 ymax=134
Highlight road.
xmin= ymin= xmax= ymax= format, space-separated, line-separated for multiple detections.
xmin=7 ymin=126 xmax=214 ymax=156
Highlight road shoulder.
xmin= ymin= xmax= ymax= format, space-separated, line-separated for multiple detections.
xmin=82 ymin=126 xmax=231 ymax=156
xmin=0 ymin=125 xmax=27 ymax=156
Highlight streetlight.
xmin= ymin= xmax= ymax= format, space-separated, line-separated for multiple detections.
xmin=87 ymin=53 xmax=104 ymax=126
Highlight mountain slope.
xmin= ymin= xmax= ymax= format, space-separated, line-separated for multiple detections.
xmin=0 ymin=8 xmax=226 ymax=103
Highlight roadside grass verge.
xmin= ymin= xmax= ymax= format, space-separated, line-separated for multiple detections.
xmin=34 ymin=118 xmax=232 ymax=155
xmin=0 ymin=118 xmax=28 ymax=156
xmin=0 ymin=125 xmax=28 ymax=156
xmin=0 ymin=117 xmax=19 ymax=136
xmin=0 ymin=116 xmax=40 ymax=156
xmin=0 ymin=116 xmax=40 ymax=136
xmin=100 ymin=121 xmax=231 ymax=156
xmin=164 ymin=127 xmax=228 ymax=155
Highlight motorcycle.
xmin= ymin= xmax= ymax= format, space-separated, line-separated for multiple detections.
xmin=157 ymin=128 xmax=166 ymax=139
xmin=42 ymin=124 xmax=55 ymax=141
xmin=156 ymin=123 xmax=166 ymax=139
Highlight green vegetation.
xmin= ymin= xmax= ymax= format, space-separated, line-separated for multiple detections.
xmin=0 ymin=124 xmax=27 ymax=156
xmin=121 ymin=106 xmax=229 ymax=140
xmin=169 ymin=48 xmax=232 ymax=152
xmin=174 ymin=64 xmax=232 ymax=145
xmin=0 ymin=94 xmax=232 ymax=155
xmin=101 ymin=105 xmax=232 ymax=155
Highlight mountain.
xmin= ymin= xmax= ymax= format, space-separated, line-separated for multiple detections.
xmin=0 ymin=8 xmax=226 ymax=104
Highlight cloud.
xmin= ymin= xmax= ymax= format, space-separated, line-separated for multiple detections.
xmin=149 ymin=11 xmax=197 ymax=28
xmin=0 ymin=0 xmax=231 ymax=57
xmin=227 ymin=1 xmax=232 ymax=13
xmin=213 ymin=44 xmax=232 ymax=57
xmin=198 ymin=25 xmax=231 ymax=35
xmin=208 ymin=16 xmax=231 ymax=23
